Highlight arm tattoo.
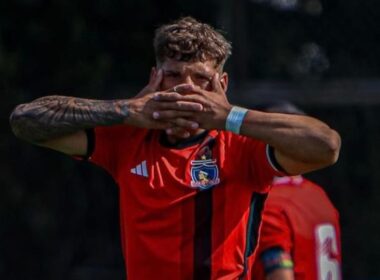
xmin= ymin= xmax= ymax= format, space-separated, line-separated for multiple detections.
xmin=9 ymin=95 xmax=129 ymax=143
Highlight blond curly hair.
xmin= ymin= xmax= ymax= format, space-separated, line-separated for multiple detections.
xmin=154 ymin=17 xmax=232 ymax=69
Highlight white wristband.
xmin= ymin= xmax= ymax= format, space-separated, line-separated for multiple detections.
xmin=225 ymin=106 xmax=248 ymax=134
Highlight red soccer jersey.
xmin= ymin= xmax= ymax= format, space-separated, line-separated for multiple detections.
xmin=88 ymin=125 xmax=283 ymax=280
xmin=250 ymin=176 xmax=342 ymax=280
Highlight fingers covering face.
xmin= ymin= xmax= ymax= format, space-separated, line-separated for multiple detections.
xmin=154 ymin=90 xmax=204 ymax=103
xmin=170 ymin=118 xmax=199 ymax=129
xmin=152 ymin=99 xmax=203 ymax=112
xmin=147 ymin=69 xmax=163 ymax=92
xmin=165 ymin=127 xmax=192 ymax=138
xmin=212 ymin=73 xmax=223 ymax=93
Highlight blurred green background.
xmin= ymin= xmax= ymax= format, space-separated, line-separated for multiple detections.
xmin=1 ymin=0 xmax=380 ymax=279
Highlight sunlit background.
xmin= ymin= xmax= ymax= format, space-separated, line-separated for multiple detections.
xmin=1 ymin=0 xmax=380 ymax=279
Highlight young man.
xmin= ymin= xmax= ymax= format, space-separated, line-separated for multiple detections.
xmin=250 ymin=102 xmax=342 ymax=280
xmin=10 ymin=17 xmax=341 ymax=280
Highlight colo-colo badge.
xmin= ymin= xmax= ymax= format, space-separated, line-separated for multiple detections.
xmin=190 ymin=155 xmax=220 ymax=190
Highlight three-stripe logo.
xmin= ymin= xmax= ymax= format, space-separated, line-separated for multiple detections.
xmin=131 ymin=160 xmax=148 ymax=178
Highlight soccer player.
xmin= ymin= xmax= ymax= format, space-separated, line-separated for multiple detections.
xmin=9 ymin=17 xmax=341 ymax=280
xmin=250 ymin=102 xmax=342 ymax=280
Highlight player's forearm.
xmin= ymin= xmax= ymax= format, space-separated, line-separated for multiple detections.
xmin=240 ymin=110 xmax=341 ymax=168
xmin=9 ymin=95 xmax=129 ymax=143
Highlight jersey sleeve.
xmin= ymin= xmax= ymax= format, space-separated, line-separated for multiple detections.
xmin=88 ymin=125 xmax=136 ymax=177
xmin=226 ymin=132 xmax=286 ymax=192
xmin=249 ymin=143 xmax=287 ymax=190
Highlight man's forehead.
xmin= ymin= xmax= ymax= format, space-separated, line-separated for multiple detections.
xmin=160 ymin=59 xmax=217 ymax=73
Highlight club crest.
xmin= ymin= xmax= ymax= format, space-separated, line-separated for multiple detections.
xmin=190 ymin=156 xmax=220 ymax=190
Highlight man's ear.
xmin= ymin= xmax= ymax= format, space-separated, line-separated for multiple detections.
xmin=220 ymin=72 xmax=229 ymax=92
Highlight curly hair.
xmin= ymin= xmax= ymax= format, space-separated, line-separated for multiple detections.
xmin=154 ymin=17 xmax=232 ymax=69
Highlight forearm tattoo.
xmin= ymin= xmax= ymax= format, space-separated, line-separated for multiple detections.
xmin=10 ymin=95 xmax=129 ymax=142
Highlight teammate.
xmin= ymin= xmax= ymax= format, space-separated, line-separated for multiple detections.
xmin=250 ymin=102 xmax=342 ymax=280
xmin=9 ymin=17 xmax=341 ymax=280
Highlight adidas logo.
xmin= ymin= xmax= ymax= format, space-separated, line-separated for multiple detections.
xmin=131 ymin=160 xmax=148 ymax=178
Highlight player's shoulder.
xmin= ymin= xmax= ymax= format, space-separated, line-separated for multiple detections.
xmin=272 ymin=176 xmax=324 ymax=195
xmin=301 ymin=178 xmax=332 ymax=200
xmin=93 ymin=125 xmax=153 ymax=150
xmin=267 ymin=176 xmax=315 ymax=206
xmin=272 ymin=176 xmax=338 ymax=214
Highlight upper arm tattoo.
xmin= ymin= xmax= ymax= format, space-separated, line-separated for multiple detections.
xmin=9 ymin=95 xmax=129 ymax=143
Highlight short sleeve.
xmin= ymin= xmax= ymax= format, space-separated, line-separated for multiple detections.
xmin=248 ymin=142 xmax=286 ymax=190
xmin=224 ymin=132 xmax=286 ymax=192
xmin=89 ymin=125 xmax=137 ymax=177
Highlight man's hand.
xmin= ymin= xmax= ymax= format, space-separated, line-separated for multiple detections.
xmin=152 ymin=73 xmax=232 ymax=132
xmin=126 ymin=69 xmax=204 ymax=130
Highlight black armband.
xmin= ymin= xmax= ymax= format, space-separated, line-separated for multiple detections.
xmin=267 ymin=145 xmax=287 ymax=173
xmin=261 ymin=247 xmax=293 ymax=274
